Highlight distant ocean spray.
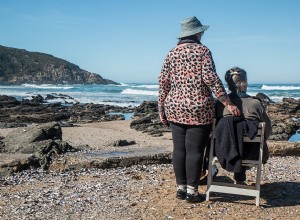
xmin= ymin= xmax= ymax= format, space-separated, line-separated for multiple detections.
xmin=0 ymin=83 xmax=300 ymax=142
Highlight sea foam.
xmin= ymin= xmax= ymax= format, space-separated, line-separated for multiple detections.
xmin=261 ymin=85 xmax=300 ymax=90
xmin=22 ymin=83 xmax=74 ymax=90
xmin=121 ymin=88 xmax=158 ymax=96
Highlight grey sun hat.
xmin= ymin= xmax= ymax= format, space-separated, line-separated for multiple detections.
xmin=178 ymin=16 xmax=209 ymax=38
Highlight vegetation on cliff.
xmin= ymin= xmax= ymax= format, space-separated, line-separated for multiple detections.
xmin=0 ymin=45 xmax=118 ymax=85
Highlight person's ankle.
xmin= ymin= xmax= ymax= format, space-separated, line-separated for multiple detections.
xmin=187 ymin=185 xmax=198 ymax=196
xmin=177 ymin=184 xmax=187 ymax=192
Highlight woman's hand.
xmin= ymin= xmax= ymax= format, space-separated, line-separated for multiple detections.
xmin=158 ymin=107 xmax=170 ymax=126
xmin=218 ymin=95 xmax=241 ymax=117
xmin=159 ymin=112 xmax=170 ymax=126
xmin=226 ymin=104 xmax=240 ymax=116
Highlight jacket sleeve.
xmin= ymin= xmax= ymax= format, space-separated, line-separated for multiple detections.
xmin=201 ymin=49 xmax=227 ymax=98
xmin=158 ymin=54 xmax=171 ymax=108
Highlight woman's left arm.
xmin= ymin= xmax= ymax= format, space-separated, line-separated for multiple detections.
xmin=158 ymin=55 xmax=171 ymax=125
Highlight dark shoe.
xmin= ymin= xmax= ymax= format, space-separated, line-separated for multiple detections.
xmin=185 ymin=193 xmax=205 ymax=203
xmin=176 ymin=189 xmax=186 ymax=200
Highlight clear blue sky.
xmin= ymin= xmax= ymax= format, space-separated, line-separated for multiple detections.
xmin=1 ymin=0 xmax=299 ymax=84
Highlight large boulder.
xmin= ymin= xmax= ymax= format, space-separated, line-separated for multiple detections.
xmin=1 ymin=122 xmax=62 ymax=153
xmin=267 ymin=98 xmax=300 ymax=141
xmin=0 ymin=122 xmax=77 ymax=175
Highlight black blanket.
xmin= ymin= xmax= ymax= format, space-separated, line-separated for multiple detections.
xmin=215 ymin=116 xmax=259 ymax=172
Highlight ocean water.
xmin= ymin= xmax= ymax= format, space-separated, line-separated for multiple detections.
xmin=0 ymin=83 xmax=299 ymax=107
xmin=0 ymin=83 xmax=299 ymax=141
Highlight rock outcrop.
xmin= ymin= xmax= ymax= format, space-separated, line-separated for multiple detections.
xmin=130 ymin=101 xmax=170 ymax=137
xmin=0 ymin=122 xmax=77 ymax=176
xmin=0 ymin=94 xmax=132 ymax=124
xmin=0 ymin=45 xmax=118 ymax=85
xmin=266 ymin=97 xmax=300 ymax=141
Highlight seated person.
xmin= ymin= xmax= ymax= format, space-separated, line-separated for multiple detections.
xmin=215 ymin=67 xmax=272 ymax=184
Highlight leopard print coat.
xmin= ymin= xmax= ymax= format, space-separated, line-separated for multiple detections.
xmin=158 ymin=43 xmax=226 ymax=125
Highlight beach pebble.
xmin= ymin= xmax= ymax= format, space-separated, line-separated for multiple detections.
xmin=0 ymin=157 xmax=299 ymax=219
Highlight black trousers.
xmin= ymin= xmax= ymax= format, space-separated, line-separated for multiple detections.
xmin=170 ymin=122 xmax=212 ymax=187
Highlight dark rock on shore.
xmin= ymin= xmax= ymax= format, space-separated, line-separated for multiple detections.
xmin=267 ymin=97 xmax=300 ymax=141
xmin=1 ymin=122 xmax=63 ymax=153
xmin=113 ymin=140 xmax=136 ymax=147
xmin=130 ymin=101 xmax=171 ymax=136
xmin=0 ymin=122 xmax=77 ymax=176
xmin=0 ymin=45 xmax=118 ymax=85
xmin=0 ymin=94 xmax=133 ymax=125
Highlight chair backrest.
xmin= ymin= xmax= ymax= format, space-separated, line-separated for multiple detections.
xmin=242 ymin=122 xmax=266 ymax=164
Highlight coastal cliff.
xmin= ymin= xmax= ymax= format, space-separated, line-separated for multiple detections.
xmin=0 ymin=45 xmax=118 ymax=85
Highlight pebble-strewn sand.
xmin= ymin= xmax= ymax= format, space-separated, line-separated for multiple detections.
xmin=0 ymin=121 xmax=299 ymax=219
xmin=61 ymin=120 xmax=173 ymax=152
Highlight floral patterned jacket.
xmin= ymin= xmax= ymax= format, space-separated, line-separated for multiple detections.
xmin=158 ymin=43 xmax=226 ymax=125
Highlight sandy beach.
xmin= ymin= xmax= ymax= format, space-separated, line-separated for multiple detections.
xmin=0 ymin=120 xmax=299 ymax=219
xmin=61 ymin=120 xmax=173 ymax=152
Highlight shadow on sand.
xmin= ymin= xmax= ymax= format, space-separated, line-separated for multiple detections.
xmin=206 ymin=177 xmax=300 ymax=207
xmin=260 ymin=181 xmax=300 ymax=207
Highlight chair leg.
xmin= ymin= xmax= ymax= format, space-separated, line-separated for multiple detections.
xmin=256 ymin=195 xmax=260 ymax=206
xmin=206 ymin=192 xmax=210 ymax=201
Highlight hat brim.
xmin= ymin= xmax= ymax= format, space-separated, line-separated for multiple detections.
xmin=178 ymin=25 xmax=209 ymax=38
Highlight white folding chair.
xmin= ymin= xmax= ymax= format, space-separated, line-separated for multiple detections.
xmin=206 ymin=120 xmax=265 ymax=206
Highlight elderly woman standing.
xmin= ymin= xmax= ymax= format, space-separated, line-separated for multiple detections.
xmin=158 ymin=16 xmax=240 ymax=203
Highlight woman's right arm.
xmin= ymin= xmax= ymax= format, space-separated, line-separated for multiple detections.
xmin=201 ymin=49 xmax=240 ymax=116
